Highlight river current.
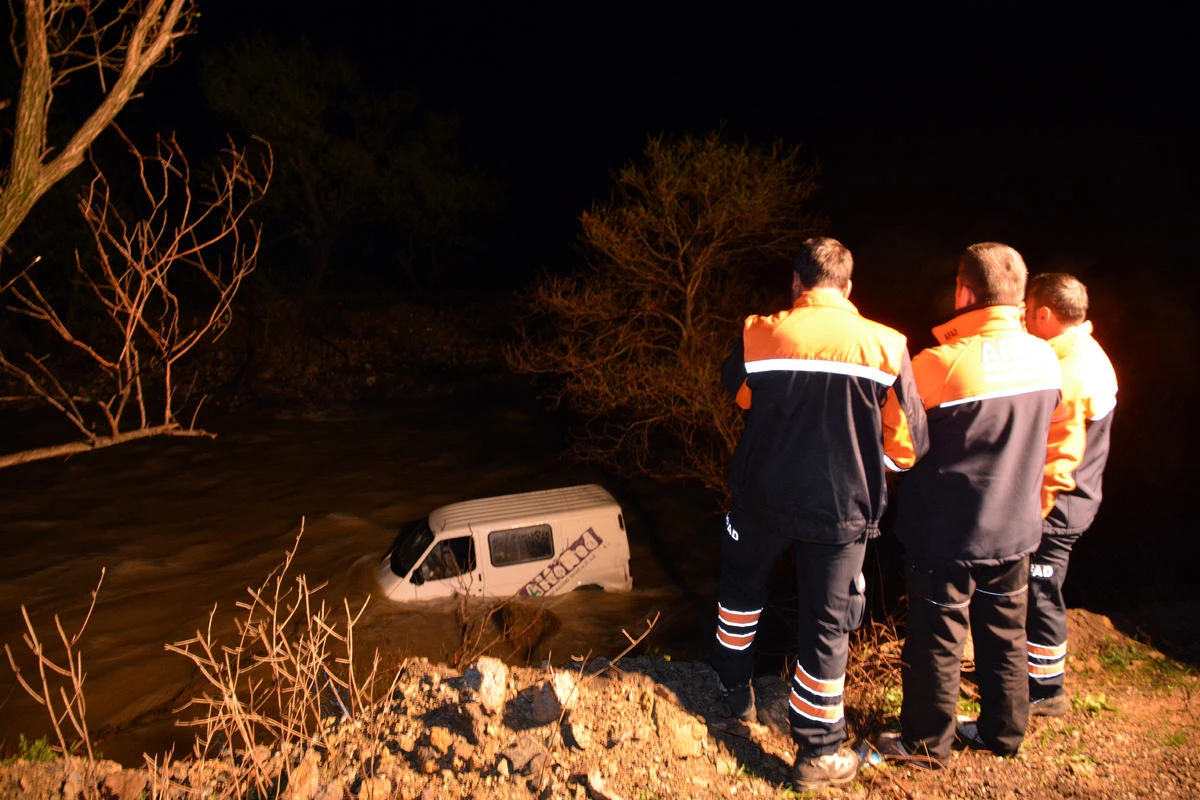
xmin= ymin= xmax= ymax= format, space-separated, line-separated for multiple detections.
xmin=0 ymin=398 xmax=727 ymax=765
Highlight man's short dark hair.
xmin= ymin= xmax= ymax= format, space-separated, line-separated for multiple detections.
xmin=794 ymin=237 xmax=853 ymax=290
xmin=1027 ymin=272 xmax=1088 ymax=326
xmin=958 ymin=242 xmax=1027 ymax=306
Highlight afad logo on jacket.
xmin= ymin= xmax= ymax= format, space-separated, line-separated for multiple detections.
xmin=979 ymin=337 xmax=1054 ymax=384
xmin=517 ymin=528 xmax=604 ymax=597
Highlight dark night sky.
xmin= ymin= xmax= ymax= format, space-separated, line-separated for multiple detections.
xmin=177 ymin=1 xmax=1195 ymax=305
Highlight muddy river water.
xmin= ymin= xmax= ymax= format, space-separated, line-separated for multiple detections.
xmin=0 ymin=398 xmax=732 ymax=765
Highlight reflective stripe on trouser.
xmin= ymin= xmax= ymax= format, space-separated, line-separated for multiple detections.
xmin=715 ymin=602 xmax=762 ymax=652
xmin=901 ymin=556 xmax=1030 ymax=762
xmin=1026 ymin=532 xmax=1080 ymax=699
xmin=789 ymin=661 xmax=845 ymax=724
xmin=711 ymin=508 xmax=866 ymax=756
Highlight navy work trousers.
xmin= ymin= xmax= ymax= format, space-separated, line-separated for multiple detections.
xmin=1026 ymin=532 xmax=1081 ymax=699
xmin=712 ymin=508 xmax=867 ymax=756
xmin=900 ymin=556 xmax=1030 ymax=762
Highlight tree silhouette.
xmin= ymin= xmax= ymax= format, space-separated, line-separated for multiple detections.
xmin=0 ymin=1 xmax=272 ymax=469
xmin=203 ymin=37 xmax=495 ymax=298
xmin=508 ymin=132 xmax=823 ymax=497
xmin=0 ymin=0 xmax=194 ymax=256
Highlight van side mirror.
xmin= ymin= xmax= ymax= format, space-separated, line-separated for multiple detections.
xmin=410 ymin=569 xmax=425 ymax=586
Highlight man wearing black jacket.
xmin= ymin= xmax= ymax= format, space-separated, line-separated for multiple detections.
xmin=713 ymin=237 xmax=928 ymax=790
xmin=879 ymin=242 xmax=1075 ymax=766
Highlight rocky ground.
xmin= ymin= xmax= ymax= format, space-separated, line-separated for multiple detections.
xmin=1 ymin=608 xmax=1197 ymax=799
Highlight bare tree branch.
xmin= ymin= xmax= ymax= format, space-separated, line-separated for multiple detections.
xmin=0 ymin=0 xmax=196 ymax=255
xmin=508 ymin=132 xmax=822 ymax=499
xmin=0 ymin=136 xmax=272 ymax=468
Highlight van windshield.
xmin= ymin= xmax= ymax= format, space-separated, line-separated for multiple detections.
xmin=390 ymin=519 xmax=434 ymax=577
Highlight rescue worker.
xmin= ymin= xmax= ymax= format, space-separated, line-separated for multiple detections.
xmin=878 ymin=242 xmax=1083 ymax=765
xmin=1023 ymin=273 xmax=1118 ymax=716
xmin=713 ymin=237 xmax=929 ymax=790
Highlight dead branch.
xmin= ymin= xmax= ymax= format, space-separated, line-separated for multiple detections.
xmin=506 ymin=132 xmax=820 ymax=499
xmin=1 ymin=0 xmax=197 ymax=252
xmin=0 ymin=423 xmax=210 ymax=469
xmin=166 ymin=522 xmax=385 ymax=796
xmin=0 ymin=134 xmax=271 ymax=469
xmin=3 ymin=567 xmax=106 ymax=760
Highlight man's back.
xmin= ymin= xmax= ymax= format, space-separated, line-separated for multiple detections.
xmin=725 ymin=291 xmax=925 ymax=545
xmin=895 ymin=305 xmax=1062 ymax=564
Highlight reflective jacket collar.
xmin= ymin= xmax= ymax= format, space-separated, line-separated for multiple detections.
xmin=1046 ymin=320 xmax=1095 ymax=359
xmin=931 ymin=305 xmax=1024 ymax=345
xmin=792 ymin=290 xmax=859 ymax=314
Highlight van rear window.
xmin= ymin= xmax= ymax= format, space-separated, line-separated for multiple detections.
xmin=488 ymin=524 xmax=554 ymax=567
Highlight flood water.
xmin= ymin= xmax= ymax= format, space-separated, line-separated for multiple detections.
xmin=0 ymin=396 xmax=727 ymax=766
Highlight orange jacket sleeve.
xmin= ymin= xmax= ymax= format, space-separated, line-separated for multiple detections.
xmin=1042 ymin=390 xmax=1086 ymax=518
xmin=882 ymin=349 xmax=929 ymax=471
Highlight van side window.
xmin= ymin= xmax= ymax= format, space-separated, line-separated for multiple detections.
xmin=488 ymin=524 xmax=554 ymax=567
xmin=416 ymin=536 xmax=476 ymax=582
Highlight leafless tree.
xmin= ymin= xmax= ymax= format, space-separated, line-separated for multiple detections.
xmin=0 ymin=0 xmax=196 ymax=252
xmin=0 ymin=133 xmax=271 ymax=468
xmin=507 ymin=132 xmax=822 ymax=499
xmin=0 ymin=0 xmax=279 ymax=470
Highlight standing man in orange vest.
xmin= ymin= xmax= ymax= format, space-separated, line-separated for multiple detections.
xmin=713 ymin=237 xmax=928 ymax=790
xmin=1022 ymin=272 xmax=1118 ymax=716
xmin=878 ymin=243 xmax=1081 ymax=766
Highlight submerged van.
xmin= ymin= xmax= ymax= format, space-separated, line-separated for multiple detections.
xmin=376 ymin=484 xmax=632 ymax=602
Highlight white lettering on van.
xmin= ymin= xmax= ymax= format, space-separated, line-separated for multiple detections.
xmin=518 ymin=527 xmax=605 ymax=597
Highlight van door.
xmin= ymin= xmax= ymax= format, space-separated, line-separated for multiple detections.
xmin=409 ymin=535 xmax=481 ymax=599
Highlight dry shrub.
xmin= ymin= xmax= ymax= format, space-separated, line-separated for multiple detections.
xmin=3 ymin=523 xmax=398 ymax=798
xmin=845 ymin=614 xmax=906 ymax=739
xmin=451 ymin=595 xmax=563 ymax=668
xmin=507 ymin=131 xmax=823 ymax=498
xmin=3 ymin=571 xmax=106 ymax=762
xmin=166 ymin=523 xmax=387 ymax=798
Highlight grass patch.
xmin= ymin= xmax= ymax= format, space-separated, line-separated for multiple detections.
xmin=882 ymin=685 xmax=903 ymax=718
xmin=1066 ymin=751 xmax=1100 ymax=774
xmin=1099 ymin=641 xmax=1140 ymax=669
xmin=1164 ymin=732 xmax=1188 ymax=747
xmin=1100 ymin=638 xmax=1196 ymax=689
xmin=6 ymin=735 xmax=56 ymax=763
xmin=1072 ymin=692 xmax=1118 ymax=716
xmin=1144 ymin=653 xmax=1198 ymax=689
xmin=1037 ymin=722 xmax=1081 ymax=748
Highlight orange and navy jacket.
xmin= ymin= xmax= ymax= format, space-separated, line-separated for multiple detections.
xmin=892 ymin=305 xmax=1068 ymax=566
xmin=1042 ymin=321 xmax=1118 ymax=535
xmin=723 ymin=291 xmax=929 ymax=545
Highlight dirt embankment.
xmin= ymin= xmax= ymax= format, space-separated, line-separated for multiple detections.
xmin=1 ymin=608 xmax=1198 ymax=800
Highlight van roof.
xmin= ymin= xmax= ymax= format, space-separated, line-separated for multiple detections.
xmin=429 ymin=484 xmax=619 ymax=533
